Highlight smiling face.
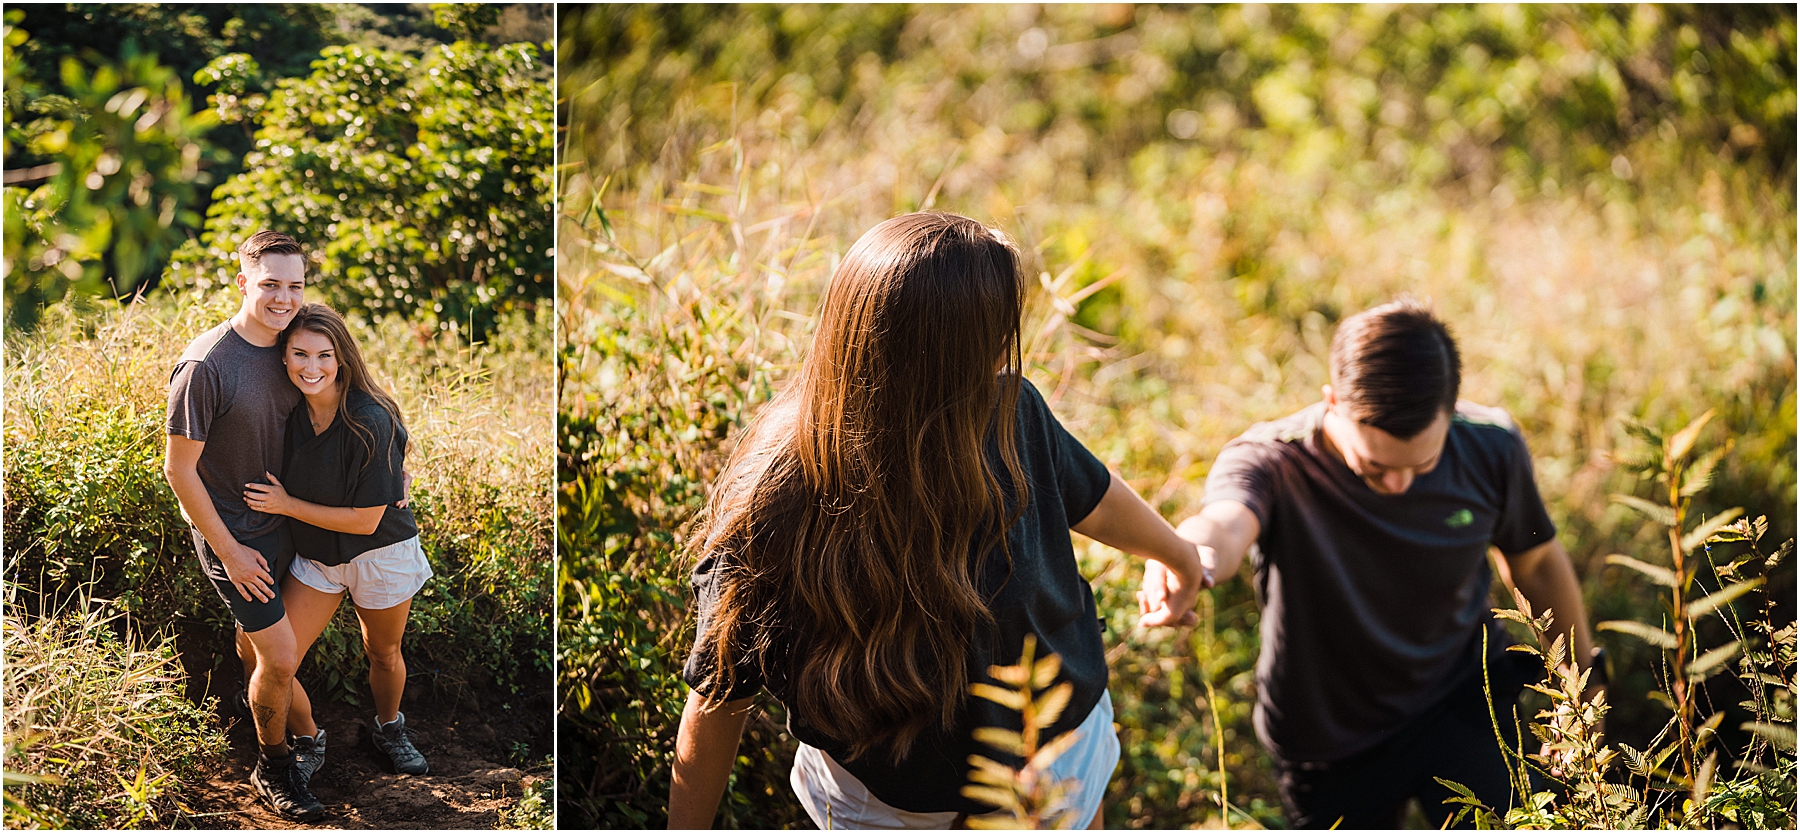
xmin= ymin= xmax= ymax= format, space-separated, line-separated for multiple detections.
xmin=1321 ymin=384 xmax=1450 ymax=495
xmin=284 ymin=328 xmax=340 ymax=400
xmin=235 ymin=253 xmax=306 ymax=343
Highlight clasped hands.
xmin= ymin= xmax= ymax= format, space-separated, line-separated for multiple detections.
xmin=1136 ymin=540 xmax=1216 ymax=629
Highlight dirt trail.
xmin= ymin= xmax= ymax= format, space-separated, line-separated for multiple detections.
xmin=178 ymin=630 xmax=550 ymax=829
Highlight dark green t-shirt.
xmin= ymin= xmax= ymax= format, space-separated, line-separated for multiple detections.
xmin=683 ymin=377 xmax=1113 ymax=814
xmin=1202 ymin=401 xmax=1557 ymax=763
xmin=282 ymin=388 xmax=419 ymax=566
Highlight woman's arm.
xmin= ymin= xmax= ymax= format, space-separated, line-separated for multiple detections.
xmin=244 ymin=472 xmax=385 ymax=535
xmin=668 ymin=691 xmax=754 ymax=829
xmin=1070 ymin=472 xmax=1207 ymax=627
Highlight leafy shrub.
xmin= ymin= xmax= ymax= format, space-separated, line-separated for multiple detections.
xmin=164 ymin=37 xmax=553 ymax=339
xmin=2 ymin=599 xmax=228 ymax=829
xmin=1443 ymin=417 xmax=1795 ymax=829
xmin=3 ymin=15 xmax=223 ymax=331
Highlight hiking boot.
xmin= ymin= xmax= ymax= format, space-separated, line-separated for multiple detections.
xmin=371 ymin=713 xmax=428 ymax=775
xmin=250 ymin=753 xmax=326 ymax=822
xmin=229 ymin=688 xmax=250 ymax=719
xmin=291 ymin=728 xmax=327 ymax=783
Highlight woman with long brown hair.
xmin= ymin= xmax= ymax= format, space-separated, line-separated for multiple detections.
xmin=669 ymin=212 xmax=1210 ymax=828
xmin=242 ymin=303 xmax=432 ymax=795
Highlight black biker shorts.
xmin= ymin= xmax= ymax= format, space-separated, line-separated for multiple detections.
xmin=193 ymin=524 xmax=296 ymax=633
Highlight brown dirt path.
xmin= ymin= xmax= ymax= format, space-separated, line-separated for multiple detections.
xmin=176 ymin=627 xmax=552 ymax=829
xmin=187 ymin=705 xmax=549 ymax=829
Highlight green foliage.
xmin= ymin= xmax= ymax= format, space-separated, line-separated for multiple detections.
xmin=1446 ymin=426 xmax=1795 ymax=830
xmin=498 ymin=772 xmax=555 ymax=831
xmin=560 ymin=5 xmax=1793 ymax=828
xmin=163 ymin=37 xmax=553 ymax=339
xmin=7 ymin=4 xmax=336 ymax=92
xmin=3 ymin=14 xmax=223 ymax=331
xmin=2 ymin=295 xmax=553 ymax=738
xmin=557 ymin=207 xmax=800 ymax=828
xmin=2 ymin=599 xmax=228 ymax=829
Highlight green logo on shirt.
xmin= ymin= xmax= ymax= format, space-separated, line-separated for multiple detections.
xmin=1445 ymin=509 xmax=1474 ymax=528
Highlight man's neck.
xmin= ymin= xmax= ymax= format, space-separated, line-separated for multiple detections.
xmin=228 ymin=310 xmax=280 ymax=347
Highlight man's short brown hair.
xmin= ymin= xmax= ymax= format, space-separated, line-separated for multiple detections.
xmin=1329 ymin=298 xmax=1461 ymax=439
xmin=237 ymin=231 xmax=303 ymax=268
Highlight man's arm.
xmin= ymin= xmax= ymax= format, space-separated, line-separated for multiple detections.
xmin=668 ymin=691 xmax=754 ymax=829
xmin=1498 ymin=538 xmax=1596 ymax=685
xmin=1137 ymin=500 xmax=1262 ymax=624
xmin=164 ymin=435 xmax=275 ymax=602
xmin=1070 ymin=472 xmax=1208 ymax=627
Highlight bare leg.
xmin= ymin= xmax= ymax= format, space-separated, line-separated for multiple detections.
xmin=242 ymin=618 xmax=299 ymax=752
xmin=1088 ymin=799 xmax=1105 ymax=829
xmin=282 ymin=575 xmax=346 ymax=739
xmin=236 ymin=625 xmax=257 ymax=682
xmin=353 ymin=599 xmax=413 ymax=724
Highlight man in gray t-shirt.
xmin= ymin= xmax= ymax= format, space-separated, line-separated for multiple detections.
xmin=164 ymin=230 xmax=324 ymax=822
xmin=1141 ymin=299 xmax=1599 ymax=829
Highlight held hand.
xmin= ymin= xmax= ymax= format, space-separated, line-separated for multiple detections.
xmin=397 ymin=467 xmax=414 ymax=509
xmin=243 ymin=472 xmax=294 ymax=517
xmin=219 ymin=539 xmax=274 ymax=603
xmin=1136 ymin=548 xmax=1208 ymax=628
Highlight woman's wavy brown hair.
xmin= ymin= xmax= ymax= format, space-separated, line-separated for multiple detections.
xmin=692 ymin=211 xmax=1030 ymax=762
xmin=279 ymin=303 xmax=408 ymax=468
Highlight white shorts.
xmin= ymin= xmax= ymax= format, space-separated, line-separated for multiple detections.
xmin=290 ymin=536 xmax=432 ymax=610
xmin=791 ymin=692 xmax=1120 ymax=829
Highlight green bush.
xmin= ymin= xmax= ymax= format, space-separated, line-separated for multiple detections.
xmin=2 ymin=15 xmax=223 ymax=331
xmin=164 ymin=37 xmax=553 ymax=339
xmin=558 ymin=5 xmax=1793 ymax=829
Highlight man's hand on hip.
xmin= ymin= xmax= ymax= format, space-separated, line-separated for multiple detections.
xmin=219 ymin=540 xmax=275 ymax=602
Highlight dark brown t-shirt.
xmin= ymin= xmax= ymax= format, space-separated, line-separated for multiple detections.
xmin=1202 ymin=401 xmax=1556 ymax=763
xmin=167 ymin=321 xmax=302 ymax=541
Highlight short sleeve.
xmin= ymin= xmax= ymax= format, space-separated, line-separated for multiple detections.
xmin=682 ymin=551 xmax=766 ymax=700
xmin=1023 ymin=381 xmax=1111 ymax=525
xmin=167 ymin=360 xmax=220 ymax=441
xmin=349 ymin=405 xmax=406 ymax=508
xmin=1202 ymin=440 xmax=1278 ymax=528
xmin=1490 ymin=427 xmax=1557 ymax=555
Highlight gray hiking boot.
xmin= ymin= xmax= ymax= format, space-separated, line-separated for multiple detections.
xmin=371 ymin=712 xmax=428 ymax=775
xmin=250 ymin=752 xmax=326 ymax=822
xmin=291 ymin=728 xmax=327 ymax=783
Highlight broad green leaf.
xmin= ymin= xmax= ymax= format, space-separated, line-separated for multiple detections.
xmin=1605 ymin=553 xmax=1675 ymax=587
xmin=1597 ymin=620 xmax=1677 ymax=649
xmin=1686 ymin=576 xmax=1764 ymax=620
xmin=1667 ymin=408 xmax=1715 ymax=462
xmin=1611 ymin=494 xmax=1677 ymax=526
xmin=1680 ymin=507 xmax=1744 ymax=552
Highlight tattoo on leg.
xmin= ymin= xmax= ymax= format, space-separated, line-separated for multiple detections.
xmin=252 ymin=701 xmax=280 ymax=731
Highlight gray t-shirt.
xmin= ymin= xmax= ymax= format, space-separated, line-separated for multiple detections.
xmin=1203 ymin=401 xmax=1556 ymax=763
xmin=167 ymin=321 xmax=302 ymax=541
